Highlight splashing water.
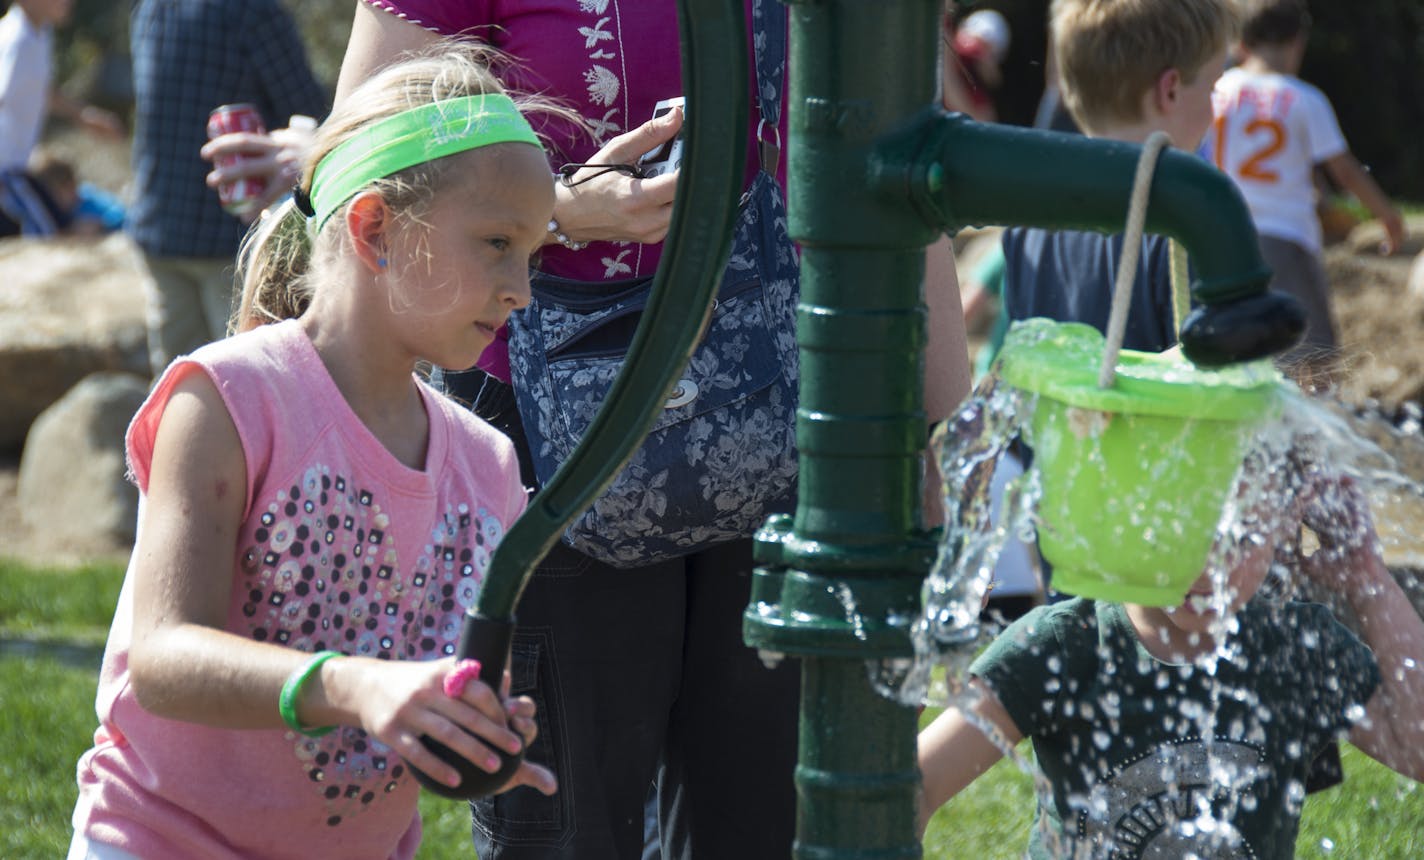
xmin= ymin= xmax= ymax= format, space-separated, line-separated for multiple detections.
xmin=883 ymin=362 xmax=1424 ymax=857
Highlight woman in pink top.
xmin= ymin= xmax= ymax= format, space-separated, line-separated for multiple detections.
xmin=70 ymin=47 xmax=560 ymax=860
xmin=327 ymin=4 xmax=973 ymax=860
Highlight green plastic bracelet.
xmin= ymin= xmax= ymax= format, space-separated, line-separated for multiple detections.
xmin=279 ymin=650 xmax=342 ymax=737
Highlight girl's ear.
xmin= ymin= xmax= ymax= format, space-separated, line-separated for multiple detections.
xmin=345 ymin=191 xmax=392 ymax=275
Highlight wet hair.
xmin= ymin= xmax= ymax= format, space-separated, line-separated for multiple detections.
xmin=1050 ymin=0 xmax=1239 ymax=133
xmin=1238 ymin=0 xmax=1311 ymax=48
xmin=234 ymin=44 xmax=577 ymax=333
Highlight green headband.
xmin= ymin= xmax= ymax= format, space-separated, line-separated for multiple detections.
xmin=306 ymin=92 xmax=543 ymax=230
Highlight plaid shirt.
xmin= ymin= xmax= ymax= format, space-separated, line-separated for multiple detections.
xmin=128 ymin=0 xmax=328 ymax=258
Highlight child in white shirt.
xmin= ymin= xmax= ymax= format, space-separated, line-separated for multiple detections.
xmin=1203 ymin=0 xmax=1404 ymax=385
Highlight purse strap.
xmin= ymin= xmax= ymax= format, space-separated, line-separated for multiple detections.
xmin=751 ymin=0 xmax=787 ymax=175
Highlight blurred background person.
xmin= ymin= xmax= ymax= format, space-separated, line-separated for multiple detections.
xmin=128 ymin=0 xmax=326 ymax=375
xmin=0 ymin=0 xmax=122 ymax=237
xmin=942 ymin=5 xmax=1011 ymax=123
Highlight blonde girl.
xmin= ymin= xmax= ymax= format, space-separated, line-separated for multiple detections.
xmin=70 ymin=46 xmax=559 ymax=860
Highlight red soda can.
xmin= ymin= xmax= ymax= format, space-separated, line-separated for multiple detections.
xmin=207 ymin=103 xmax=268 ymax=216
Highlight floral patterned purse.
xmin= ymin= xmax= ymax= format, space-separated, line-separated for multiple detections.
xmin=506 ymin=168 xmax=800 ymax=567
xmin=505 ymin=2 xmax=797 ymax=566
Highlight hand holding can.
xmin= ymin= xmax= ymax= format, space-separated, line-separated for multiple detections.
xmin=206 ymin=103 xmax=269 ymax=218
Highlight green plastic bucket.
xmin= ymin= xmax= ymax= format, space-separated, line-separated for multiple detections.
xmin=997 ymin=319 xmax=1284 ymax=607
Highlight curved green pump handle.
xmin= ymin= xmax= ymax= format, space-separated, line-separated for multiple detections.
xmin=412 ymin=0 xmax=750 ymax=799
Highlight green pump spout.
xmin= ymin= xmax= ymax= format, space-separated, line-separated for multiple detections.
xmin=898 ymin=113 xmax=1305 ymax=366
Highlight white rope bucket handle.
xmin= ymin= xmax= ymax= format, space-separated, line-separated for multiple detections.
xmin=1098 ymin=131 xmax=1190 ymax=389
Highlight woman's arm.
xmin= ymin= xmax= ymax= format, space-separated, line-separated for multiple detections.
xmin=335 ymin=2 xmax=442 ymax=103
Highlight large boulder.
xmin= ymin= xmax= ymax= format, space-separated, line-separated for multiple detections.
xmin=17 ymin=371 xmax=148 ymax=554
xmin=0 ymin=233 xmax=149 ymax=452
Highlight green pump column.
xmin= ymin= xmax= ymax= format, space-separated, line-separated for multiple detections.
xmin=744 ymin=1 xmax=944 ymax=857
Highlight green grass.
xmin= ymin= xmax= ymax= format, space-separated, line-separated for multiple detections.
xmin=5 ymin=557 xmax=1422 ymax=859
xmin=0 ymin=559 xmax=125 ymax=647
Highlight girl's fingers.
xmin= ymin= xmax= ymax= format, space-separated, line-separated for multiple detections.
xmin=403 ymin=708 xmax=510 ymax=780
xmin=503 ymin=694 xmax=537 ymax=719
xmin=510 ymin=713 xmax=539 ymax=746
xmin=502 ymin=760 xmax=558 ymax=796
xmin=389 ymin=729 xmax=467 ymax=790
xmin=441 ymin=691 xmax=528 ymax=757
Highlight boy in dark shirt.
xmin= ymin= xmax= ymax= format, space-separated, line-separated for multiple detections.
xmin=1001 ymin=0 xmax=1237 ymax=353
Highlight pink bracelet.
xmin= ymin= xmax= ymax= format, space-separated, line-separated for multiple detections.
xmin=442 ymin=659 xmax=484 ymax=698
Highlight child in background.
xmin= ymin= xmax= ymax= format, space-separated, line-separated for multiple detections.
xmin=918 ymin=460 xmax=1424 ymax=859
xmin=942 ymin=6 xmax=1012 ymax=123
xmin=0 ymin=0 xmax=123 ymax=236
xmin=1000 ymin=0 xmax=1236 ymax=354
xmin=997 ymin=0 xmax=1236 ymax=614
xmin=1203 ymin=0 xmax=1405 ymax=383
xmin=69 ymin=47 xmax=559 ymax=860
xmin=29 ymin=150 xmax=126 ymax=235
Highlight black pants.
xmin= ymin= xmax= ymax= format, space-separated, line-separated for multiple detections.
xmin=443 ymin=370 xmax=801 ymax=860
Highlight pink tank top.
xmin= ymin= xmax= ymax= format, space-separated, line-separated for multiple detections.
xmin=72 ymin=320 xmax=527 ymax=860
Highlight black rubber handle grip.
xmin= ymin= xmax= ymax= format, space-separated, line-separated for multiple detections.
xmin=1178 ymin=290 xmax=1306 ymax=367
xmin=411 ymin=613 xmax=524 ymax=799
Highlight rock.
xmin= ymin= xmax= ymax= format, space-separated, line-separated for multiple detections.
xmin=0 ymin=233 xmax=149 ymax=453
xmin=17 ymin=371 xmax=148 ymax=552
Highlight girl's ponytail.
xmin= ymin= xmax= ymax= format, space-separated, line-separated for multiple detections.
xmin=233 ymin=198 xmax=314 ymax=333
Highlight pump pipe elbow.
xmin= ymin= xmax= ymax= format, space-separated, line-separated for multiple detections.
xmin=910 ymin=114 xmax=1304 ymax=366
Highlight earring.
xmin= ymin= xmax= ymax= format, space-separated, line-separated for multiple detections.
xmin=377 ymin=257 xmax=388 ymax=269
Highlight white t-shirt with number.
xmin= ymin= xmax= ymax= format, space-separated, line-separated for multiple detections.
xmin=1205 ymin=67 xmax=1348 ymax=254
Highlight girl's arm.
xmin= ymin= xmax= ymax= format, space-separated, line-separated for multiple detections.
xmin=127 ymin=370 xmax=554 ymax=794
xmin=917 ymin=678 xmax=1021 ymax=835
xmin=1300 ymin=478 xmax=1424 ymax=781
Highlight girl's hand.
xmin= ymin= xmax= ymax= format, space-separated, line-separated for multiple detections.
xmin=342 ymin=657 xmax=549 ymax=794
xmin=552 ymin=107 xmax=683 ymax=246
xmin=496 ymin=691 xmax=558 ymax=796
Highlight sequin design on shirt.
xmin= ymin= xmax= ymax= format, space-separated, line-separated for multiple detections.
xmin=237 ymin=465 xmax=503 ymax=827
